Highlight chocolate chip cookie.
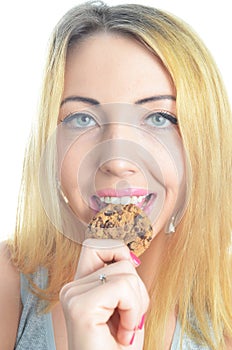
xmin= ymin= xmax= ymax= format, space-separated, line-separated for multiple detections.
xmin=85 ymin=203 xmax=153 ymax=256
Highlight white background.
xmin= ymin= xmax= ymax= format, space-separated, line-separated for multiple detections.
xmin=0 ymin=0 xmax=231 ymax=242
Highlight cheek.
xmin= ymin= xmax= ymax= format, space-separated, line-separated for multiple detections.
xmin=140 ymin=137 xmax=184 ymax=190
xmin=159 ymin=155 xmax=182 ymax=191
xmin=59 ymin=143 xmax=85 ymax=192
xmin=57 ymin=128 xmax=100 ymax=190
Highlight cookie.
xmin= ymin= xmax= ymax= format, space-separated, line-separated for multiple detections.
xmin=85 ymin=203 xmax=153 ymax=256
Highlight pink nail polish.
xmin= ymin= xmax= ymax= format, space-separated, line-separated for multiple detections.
xmin=130 ymin=251 xmax=141 ymax=266
xmin=138 ymin=313 xmax=146 ymax=329
xmin=129 ymin=331 xmax=136 ymax=345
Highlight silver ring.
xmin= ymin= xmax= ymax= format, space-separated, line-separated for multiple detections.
xmin=99 ymin=273 xmax=107 ymax=284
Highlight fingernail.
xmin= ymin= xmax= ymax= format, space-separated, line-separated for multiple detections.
xmin=138 ymin=313 xmax=146 ymax=330
xmin=129 ymin=331 xmax=136 ymax=345
xmin=130 ymin=251 xmax=141 ymax=266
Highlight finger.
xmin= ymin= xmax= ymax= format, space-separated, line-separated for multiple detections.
xmin=61 ymin=271 xmax=146 ymax=322
xmin=76 ymin=238 xmax=133 ymax=279
xmin=116 ymin=275 xmax=149 ymax=346
xmin=65 ymin=259 xmax=138 ymax=297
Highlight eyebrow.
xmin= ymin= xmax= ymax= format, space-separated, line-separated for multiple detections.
xmin=60 ymin=94 xmax=176 ymax=107
xmin=60 ymin=96 xmax=100 ymax=107
xmin=135 ymin=95 xmax=176 ymax=104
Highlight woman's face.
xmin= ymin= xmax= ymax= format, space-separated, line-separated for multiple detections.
xmin=57 ymin=32 xmax=185 ymax=239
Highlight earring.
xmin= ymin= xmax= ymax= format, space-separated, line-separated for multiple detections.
xmin=166 ymin=216 xmax=176 ymax=234
xmin=57 ymin=180 xmax=69 ymax=204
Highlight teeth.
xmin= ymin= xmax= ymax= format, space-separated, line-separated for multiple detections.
xmin=120 ymin=196 xmax=131 ymax=205
xmin=131 ymin=196 xmax=138 ymax=204
xmin=111 ymin=197 xmax=121 ymax=204
xmin=104 ymin=196 xmax=111 ymax=204
xmin=99 ymin=195 xmax=147 ymax=205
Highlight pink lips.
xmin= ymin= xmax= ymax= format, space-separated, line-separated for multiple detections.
xmin=96 ymin=188 xmax=149 ymax=197
xmin=89 ymin=188 xmax=156 ymax=215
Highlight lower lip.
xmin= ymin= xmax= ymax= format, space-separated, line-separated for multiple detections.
xmin=89 ymin=193 xmax=157 ymax=215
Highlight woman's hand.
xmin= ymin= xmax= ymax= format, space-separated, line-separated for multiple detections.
xmin=60 ymin=239 xmax=149 ymax=350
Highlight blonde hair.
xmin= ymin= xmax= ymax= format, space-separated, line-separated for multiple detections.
xmin=9 ymin=1 xmax=232 ymax=349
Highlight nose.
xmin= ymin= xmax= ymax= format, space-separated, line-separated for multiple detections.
xmin=100 ymin=158 xmax=138 ymax=178
xmin=98 ymin=123 xmax=140 ymax=178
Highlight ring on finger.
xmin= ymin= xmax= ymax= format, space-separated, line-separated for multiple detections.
xmin=99 ymin=273 xmax=107 ymax=284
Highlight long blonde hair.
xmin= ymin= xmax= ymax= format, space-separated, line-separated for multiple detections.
xmin=9 ymin=1 xmax=232 ymax=349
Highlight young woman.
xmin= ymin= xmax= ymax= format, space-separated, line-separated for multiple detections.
xmin=0 ymin=1 xmax=231 ymax=349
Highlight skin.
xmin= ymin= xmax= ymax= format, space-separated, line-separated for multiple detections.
xmin=58 ymin=32 xmax=182 ymax=236
xmin=57 ymin=32 xmax=179 ymax=349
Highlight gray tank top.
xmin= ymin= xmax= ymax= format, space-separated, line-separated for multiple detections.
xmin=15 ymin=268 xmax=210 ymax=349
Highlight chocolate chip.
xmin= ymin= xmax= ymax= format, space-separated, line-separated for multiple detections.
xmin=134 ymin=214 xmax=143 ymax=223
xmin=105 ymin=220 xmax=114 ymax=228
xmin=104 ymin=210 xmax=115 ymax=216
xmin=127 ymin=204 xmax=134 ymax=212
xmin=114 ymin=205 xmax=122 ymax=212
xmin=137 ymin=231 xmax=145 ymax=238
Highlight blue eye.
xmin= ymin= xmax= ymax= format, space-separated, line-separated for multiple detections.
xmin=144 ymin=111 xmax=177 ymax=128
xmin=62 ymin=112 xmax=97 ymax=129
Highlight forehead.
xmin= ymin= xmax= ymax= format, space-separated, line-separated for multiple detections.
xmin=63 ymin=32 xmax=175 ymax=104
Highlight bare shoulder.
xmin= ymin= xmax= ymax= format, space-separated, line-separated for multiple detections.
xmin=0 ymin=241 xmax=22 ymax=349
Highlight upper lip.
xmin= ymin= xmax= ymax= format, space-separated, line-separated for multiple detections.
xmin=96 ymin=188 xmax=149 ymax=197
